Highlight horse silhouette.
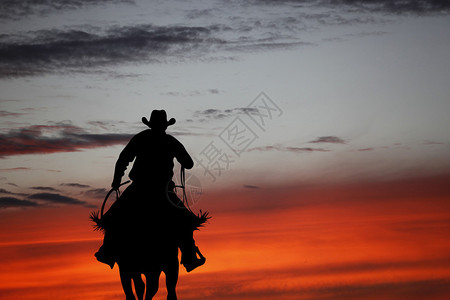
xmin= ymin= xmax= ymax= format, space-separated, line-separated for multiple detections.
xmin=91 ymin=182 xmax=208 ymax=299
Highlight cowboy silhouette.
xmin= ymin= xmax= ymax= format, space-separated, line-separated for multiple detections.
xmin=94 ymin=110 xmax=206 ymax=273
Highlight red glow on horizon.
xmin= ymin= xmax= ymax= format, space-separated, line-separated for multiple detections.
xmin=1 ymin=175 xmax=450 ymax=299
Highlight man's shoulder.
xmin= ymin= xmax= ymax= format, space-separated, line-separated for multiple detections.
xmin=133 ymin=130 xmax=181 ymax=144
xmin=127 ymin=129 xmax=151 ymax=144
xmin=165 ymin=133 xmax=177 ymax=140
xmin=134 ymin=129 xmax=152 ymax=137
xmin=165 ymin=133 xmax=185 ymax=148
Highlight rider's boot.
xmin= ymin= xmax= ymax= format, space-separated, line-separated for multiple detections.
xmin=180 ymin=242 xmax=206 ymax=272
xmin=95 ymin=232 xmax=116 ymax=269
xmin=95 ymin=244 xmax=116 ymax=269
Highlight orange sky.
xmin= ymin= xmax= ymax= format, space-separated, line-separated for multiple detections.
xmin=1 ymin=174 xmax=450 ymax=299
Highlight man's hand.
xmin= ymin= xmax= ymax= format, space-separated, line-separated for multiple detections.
xmin=111 ymin=179 xmax=121 ymax=190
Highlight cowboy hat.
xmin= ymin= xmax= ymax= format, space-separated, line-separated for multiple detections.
xmin=142 ymin=110 xmax=176 ymax=129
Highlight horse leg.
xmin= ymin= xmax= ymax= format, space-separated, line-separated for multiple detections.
xmin=133 ymin=274 xmax=145 ymax=300
xmin=164 ymin=257 xmax=179 ymax=300
xmin=144 ymin=270 xmax=161 ymax=300
xmin=119 ymin=266 xmax=136 ymax=300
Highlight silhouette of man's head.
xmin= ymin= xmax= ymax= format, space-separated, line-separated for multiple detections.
xmin=142 ymin=110 xmax=176 ymax=131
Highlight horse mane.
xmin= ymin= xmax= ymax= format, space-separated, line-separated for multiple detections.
xmin=90 ymin=210 xmax=105 ymax=232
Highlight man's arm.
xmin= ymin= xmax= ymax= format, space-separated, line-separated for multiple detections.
xmin=173 ymin=138 xmax=194 ymax=169
xmin=112 ymin=135 xmax=139 ymax=188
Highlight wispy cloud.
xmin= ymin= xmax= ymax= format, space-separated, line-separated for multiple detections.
xmin=423 ymin=140 xmax=445 ymax=145
xmin=248 ymin=144 xmax=330 ymax=153
xmin=0 ymin=0 xmax=134 ymax=20
xmin=0 ymin=110 xmax=25 ymax=117
xmin=0 ymin=196 xmax=39 ymax=208
xmin=0 ymin=25 xmax=223 ymax=78
xmin=258 ymin=0 xmax=450 ymax=14
xmin=193 ymin=107 xmax=259 ymax=122
xmin=27 ymin=192 xmax=91 ymax=207
xmin=29 ymin=186 xmax=60 ymax=192
xmin=60 ymin=183 xmax=91 ymax=188
xmin=1 ymin=189 xmax=94 ymax=208
xmin=1 ymin=1 xmax=448 ymax=78
xmin=0 ymin=124 xmax=132 ymax=157
xmin=161 ymin=89 xmax=221 ymax=97
xmin=83 ymin=188 xmax=108 ymax=199
xmin=309 ymin=136 xmax=346 ymax=144
xmin=243 ymin=184 xmax=261 ymax=189
xmin=357 ymin=147 xmax=375 ymax=152
xmin=0 ymin=167 xmax=31 ymax=171
xmin=320 ymin=0 xmax=450 ymax=14
xmin=0 ymin=188 xmax=29 ymax=197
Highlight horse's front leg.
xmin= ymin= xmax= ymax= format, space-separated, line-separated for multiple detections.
xmin=133 ymin=274 xmax=145 ymax=300
xmin=144 ymin=270 xmax=161 ymax=300
xmin=119 ymin=266 xmax=136 ymax=300
xmin=164 ymin=256 xmax=179 ymax=300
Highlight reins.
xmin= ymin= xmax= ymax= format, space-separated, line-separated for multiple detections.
xmin=100 ymin=180 xmax=130 ymax=218
xmin=92 ymin=167 xmax=208 ymax=233
xmin=175 ymin=167 xmax=194 ymax=213
xmin=100 ymin=166 xmax=194 ymax=218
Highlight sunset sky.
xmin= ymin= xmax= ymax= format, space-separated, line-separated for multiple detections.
xmin=1 ymin=0 xmax=450 ymax=299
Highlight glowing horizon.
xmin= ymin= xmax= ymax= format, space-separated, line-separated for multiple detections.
xmin=1 ymin=174 xmax=450 ymax=299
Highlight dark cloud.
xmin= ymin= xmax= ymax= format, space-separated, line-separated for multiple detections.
xmin=84 ymin=188 xmax=108 ymax=199
xmin=423 ymin=140 xmax=444 ymax=145
xmin=0 ymin=110 xmax=25 ymax=117
xmin=193 ymin=107 xmax=259 ymax=121
xmin=243 ymin=185 xmax=261 ymax=189
xmin=60 ymin=183 xmax=91 ymax=188
xmin=0 ymin=0 xmax=134 ymax=20
xmin=30 ymin=186 xmax=60 ymax=192
xmin=28 ymin=192 xmax=89 ymax=206
xmin=168 ymin=131 xmax=212 ymax=137
xmin=87 ymin=120 xmax=127 ymax=131
xmin=0 ymin=188 xmax=11 ymax=194
xmin=2 ymin=189 xmax=95 ymax=208
xmin=0 ymin=188 xmax=29 ymax=197
xmin=186 ymin=9 xmax=215 ymax=20
xmin=0 ymin=167 xmax=31 ymax=171
xmin=0 ymin=25 xmax=222 ymax=78
xmin=257 ymin=0 xmax=450 ymax=14
xmin=0 ymin=124 xmax=132 ymax=157
xmin=0 ymin=20 xmax=312 ymax=78
xmin=321 ymin=0 xmax=450 ymax=14
xmin=248 ymin=144 xmax=330 ymax=153
xmin=1 ymin=1 xmax=447 ymax=78
xmin=0 ymin=197 xmax=39 ymax=208
xmin=309 ymin=136 xmax=346 ymax=144
xmin=161 ymin=89 xmax=221 ymax=97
